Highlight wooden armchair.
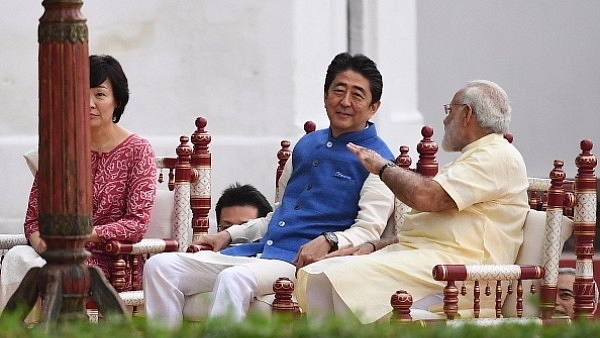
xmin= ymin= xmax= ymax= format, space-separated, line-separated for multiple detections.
xmin=388 ymin=139 xmax=597 ymax=324
xmin=112 ymin=117 xmax=212 ymax=312
xmin=182 ymin=120 xmax=317 ymax=321
xmin=92 ymin=116 xmax=213 ymax=320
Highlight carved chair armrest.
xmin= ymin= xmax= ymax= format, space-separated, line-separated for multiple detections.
xmin=118 ymin=290 xmax=145 ymax=307
xmin=431 ymin=264 xmax=545 ymax=320
xmin=103 ymin=238 xmax=179 ymax=255
xmin=0 ymin=234 xmax=28 ymax=250
xmin=102 ymin=238 xmax=179 ymax=293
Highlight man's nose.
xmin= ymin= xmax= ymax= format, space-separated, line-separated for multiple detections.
xmin=340 ymin=93 xmax=351 ymax=106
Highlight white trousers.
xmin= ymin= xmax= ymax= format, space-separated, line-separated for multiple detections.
xmin=0 ymin=246 xmax=46 ymax=312
xmin=0 ymin=245 xmax=46 ymax=323
xmin=143 ymin=251 xmax=295 ymax=329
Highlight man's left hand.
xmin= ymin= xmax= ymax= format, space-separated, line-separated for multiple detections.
xmin=293 ymin=235 xmax=331 ymax=273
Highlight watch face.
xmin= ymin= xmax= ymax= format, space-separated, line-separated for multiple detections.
xmin=325 ymin=232 xmax=338 ymax=245
xmin=330 ymin=233 xmax=338 ymax=244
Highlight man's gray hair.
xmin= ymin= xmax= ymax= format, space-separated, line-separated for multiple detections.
xmin=461 ymin=80 xmax=511 ymax=134
xmin=558 ymin=267 xmax=599 ymax=304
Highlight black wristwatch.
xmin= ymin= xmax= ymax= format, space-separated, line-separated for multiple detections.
xmin=322 ymin=231 xmax=338 ymax=252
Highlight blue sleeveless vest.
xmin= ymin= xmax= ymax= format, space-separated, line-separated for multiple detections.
xmin=221 ymin=122 xmax=393 ymax=264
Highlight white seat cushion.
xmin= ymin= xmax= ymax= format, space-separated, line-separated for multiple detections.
xmin=23 ymin=148 xmax=39 ymax=176
xmin=144 ymin=189 xmax=176 ymax=239
xmin=501 ymin=209 xmax=573 ymax=317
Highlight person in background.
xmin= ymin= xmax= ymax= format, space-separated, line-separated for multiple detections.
xmin=556 ymin=267 xmax=599 ymax=318
xmin=0 ymin=54 xmax=157 ymax=316
xmin=215 ymin=182 xmax=272 ymax=232
xmin=143 ymin=52 xmax=395 ymax=329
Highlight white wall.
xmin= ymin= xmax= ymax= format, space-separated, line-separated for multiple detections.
xmin=417 ymin=0 xmax=600 ymax=178
xmin=0 ymin=0 xmax=421 ymax=233
xmin=1 ymin=0 xmax=598 ymax=234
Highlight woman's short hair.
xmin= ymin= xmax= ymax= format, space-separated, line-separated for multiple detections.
xmin=89 ymin=54 xmax=130 ymax=123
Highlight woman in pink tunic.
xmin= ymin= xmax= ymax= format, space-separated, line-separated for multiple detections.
xmin=3 ymin=55 xmax=156 ymax=305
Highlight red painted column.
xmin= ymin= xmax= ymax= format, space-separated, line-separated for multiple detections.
xmin=37 ymin=0 xmax=92 ymax=321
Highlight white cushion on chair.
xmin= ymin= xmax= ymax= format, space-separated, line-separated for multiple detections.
xmin=501 ymin=209 xmax=574 ymax=317
xmin=514 ymin=209 xmax=573 ymax=265
xmin=144 ymin=190 xmax=175 ymax=239
xmin=23 ymin=148 xmax=39 ymax=176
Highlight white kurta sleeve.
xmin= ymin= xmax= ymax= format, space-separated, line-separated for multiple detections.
xmin=335 ymin=173 xmax=394 ymax=248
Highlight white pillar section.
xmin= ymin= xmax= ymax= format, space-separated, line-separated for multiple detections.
xmin=349 ymin=0 xmax=424 ymax=159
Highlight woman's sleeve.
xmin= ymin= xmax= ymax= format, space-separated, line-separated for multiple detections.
xmin=23 ymin=175 xmax=40 ymax=240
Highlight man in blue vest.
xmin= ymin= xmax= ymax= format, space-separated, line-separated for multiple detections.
xmin=143 ymin=52 xmax=395 ymax=329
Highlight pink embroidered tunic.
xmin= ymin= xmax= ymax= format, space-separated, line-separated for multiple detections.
xmin=24 ymin=134 xmax=157 ymax=290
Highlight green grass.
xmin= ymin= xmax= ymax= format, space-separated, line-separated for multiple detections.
xmin=1 ymin=310 xmax=600 ymax=338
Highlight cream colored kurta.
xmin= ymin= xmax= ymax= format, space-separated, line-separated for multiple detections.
xmin=296 ymin=133 xmax=529 ymax=324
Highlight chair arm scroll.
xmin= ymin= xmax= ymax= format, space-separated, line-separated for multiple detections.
xmin=0 ymin=234 xmax=28 ymax=249
xmin=432 ymin=264 xmax=545 ymax=320
xmin=104 ymin=238 xmax=179 ymax=255
xmin=432 ymin=264 xmax=544 ymax=282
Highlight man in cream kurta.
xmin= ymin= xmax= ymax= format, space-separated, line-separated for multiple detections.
xmin=296 ymin=80 xmax=529 ymax=324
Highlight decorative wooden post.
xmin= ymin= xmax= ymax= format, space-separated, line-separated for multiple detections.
xmin=0 ymin=0 xmax=125 ymax=326
xmin=390 ymin=290 xmax=413 ymax=323
xmin=275 ymin=140 xmax=291 ymax=203
xmin=190 ymin=117 xmax=212 ymax=242
xmin=539 ymin=160 xmax=566 ymax=320
xmin=272 ymin=277 xmax=300 ymax=317
xmin=415 ymin=126 xmax=438 ymax=177
xmin=173 ymin=136 xmax=192 ymax=252
xmin=573 ymin=140 xmax=597 ymax=319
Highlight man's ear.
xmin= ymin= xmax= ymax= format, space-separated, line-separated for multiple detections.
xmin=462 ymin=104 xmax=475 ymax=127
xmin=370 ymin=101 xmax=382 ymax=116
